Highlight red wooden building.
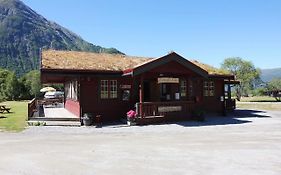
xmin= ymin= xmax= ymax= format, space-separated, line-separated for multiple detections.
xmin=41 ymin=50 xmax=238 ymax=123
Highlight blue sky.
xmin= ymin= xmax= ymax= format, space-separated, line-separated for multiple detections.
xmin=22 ymin=0 xmax=281 ymax=69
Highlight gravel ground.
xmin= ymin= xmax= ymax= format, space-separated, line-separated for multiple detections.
xmin=0 ymin=109 xmax=281 ymax=175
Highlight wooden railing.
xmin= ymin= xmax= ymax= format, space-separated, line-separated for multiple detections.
xmin=135 ymin=101 xmax=196 ymax=118
xmin=37 ymin=98 xmax=63 ymax=106
xmin=28 ymin=98 xmax=37 ymax=120
xmin=225 ymin=99 xmax=236 ymax=110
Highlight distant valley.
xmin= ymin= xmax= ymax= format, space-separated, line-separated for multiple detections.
xmin=261 ymin=68 xmax=281 ymax=82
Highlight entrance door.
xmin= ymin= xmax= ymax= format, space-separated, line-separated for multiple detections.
xmin=160 ymin=83 xmax=169 ymax=101
xmin=160 ymin=83 xmax=180 ymax=101
xmin=143 ymin=81 xmax=150 ymax=102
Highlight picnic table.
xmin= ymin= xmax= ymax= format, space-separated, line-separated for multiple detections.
xmin=0 ymin=105 xmax=11 ymax=113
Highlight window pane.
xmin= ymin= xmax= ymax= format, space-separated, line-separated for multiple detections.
xmin=209 ymin=81 xmax=215 ymax=96
xmin=204 ymin=90 xmax=209 ymax=96
xmin=101 ymin=80 xmax=108 ymax=99
xmin=203 ymin=81 xmax=215 ymax=97
xmin=209 ymin=90 xmax=214 ymax=96
xmin=110 ymin=80 xmax=117 ymax=98
xmin=203 ymin=81 xmax=209 ymax=96
xmin=180 ymin=80 xmax=187 ymax=97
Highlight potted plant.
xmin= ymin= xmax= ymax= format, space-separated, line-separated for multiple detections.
xmin=126 ymin=110 xmax=136 ymax=126
xmin=82 ymin=113 xmax=93 ymax=126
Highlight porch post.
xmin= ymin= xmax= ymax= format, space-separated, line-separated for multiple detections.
xmin=139 ymin=75 xmax=144 ymax=118
xmin=228 ymin=82 xmax=231 ymax=100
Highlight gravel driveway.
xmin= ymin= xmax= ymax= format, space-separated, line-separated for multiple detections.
xmin=0 ymin=109 xmax=280 ymax=175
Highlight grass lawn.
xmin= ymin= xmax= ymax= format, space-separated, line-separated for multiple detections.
xmin=237 ymin=96 xmax=281 ymax=111
xmin=239 ymin=96 xmax=277 ymax=102
xmin=237 ymin=102 xmax=281 ymax=111
xmin=0 ymin=101 xmax=28 ymax=132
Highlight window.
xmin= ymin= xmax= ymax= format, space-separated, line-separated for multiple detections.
xmin=209 ymin=81 xmax=215 ymax=96
xmin=180 ymin=79 xmax=187 ymax=97
xmin=203 ymin=81 xmax=215 ymax=97
xmin=110 ymin=80 xmax=118 ymax=98
xmin=101 ymin=80 xmax=108 ymax=99
xmin=100 ymin=80 xmax=118 ymax=99
xmin=65 ymin=80 xmax=78 ymax=100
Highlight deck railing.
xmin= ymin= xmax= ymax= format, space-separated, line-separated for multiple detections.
xmin=28 ymin=98 xmax=37 ymax=120
xmin=37 ymin=98 xmax=63 ymax=106
xmin=135 ymin=101 xmax=196 ymax=118
xmin=225 ymin=99 xmax=236 ymax=110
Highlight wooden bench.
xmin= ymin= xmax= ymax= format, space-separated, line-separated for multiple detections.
xmin=0 ymin=105 xmax=11 ymax=113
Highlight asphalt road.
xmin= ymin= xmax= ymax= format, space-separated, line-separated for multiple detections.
xmin=0 ymin=109 xmax=280 ymax=175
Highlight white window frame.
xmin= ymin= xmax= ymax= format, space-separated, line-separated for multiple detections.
xmin=100 ymin=80 xmax=118 ymax=99
xmin=203 ymin=81 xmax=215 ymax=97
xmin=180 ymin=79 xmax=187 ymax=97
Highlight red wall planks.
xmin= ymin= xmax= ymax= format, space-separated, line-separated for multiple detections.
xmin=65 ymin=99 xmax=80 ymax=117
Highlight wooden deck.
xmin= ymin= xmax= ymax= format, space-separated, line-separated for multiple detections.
xmin=29 ymin=102 xmax=80 ymax=126
xmin=135 ymin=99 xmax=236 ymax=124
xmin=135 ymin=101 xmax=197 ymax=124
xmin=226 ymin=99 xmax=236 ymax=111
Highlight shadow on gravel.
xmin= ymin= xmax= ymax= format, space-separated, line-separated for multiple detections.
xmin=88 ymin=109 xmax=272 ymax=128
xmin=176 ymin=109 xmax=270 ymax=127
xmin=176 ymin=117 xmax=251 ymax=127
xmin=233 ymin=109 xmax=271 ymax=118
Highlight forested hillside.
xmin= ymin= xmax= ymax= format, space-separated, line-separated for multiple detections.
xmin=0 ymin=0 xmax=122 ymax=75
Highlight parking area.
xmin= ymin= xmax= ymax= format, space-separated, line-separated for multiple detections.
xmin=0 ymin=109 xmax=281 ymax=175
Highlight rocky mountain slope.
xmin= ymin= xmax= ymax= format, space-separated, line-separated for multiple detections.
xmin=0 ymin=0 xmax=122 ymax=75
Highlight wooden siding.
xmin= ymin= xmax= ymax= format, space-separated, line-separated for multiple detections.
xmin=79 ymin=77 xmax=134 ymax=121
xmin=202 ymin=79 xmax=224 ymax=113
xmin=65 ymin=99 xmax=80 ymax=117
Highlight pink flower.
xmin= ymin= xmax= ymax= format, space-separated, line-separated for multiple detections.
xmin=127 ymin=110 xmax=136 ymax=119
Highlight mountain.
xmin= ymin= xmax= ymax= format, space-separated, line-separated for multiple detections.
xmin=261 ymin=68 xmax=281 ymax=82
xmin=0 ymin=0 xmax=123 ymax=76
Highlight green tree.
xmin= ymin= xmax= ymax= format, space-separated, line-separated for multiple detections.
xmin=0 ymin=69 xmax=10 ymax=100
xmin=221 ymin=57 xmax=261 ymax=99
xmin=19 ymin=70 xmax=42 ymax=99
xmin=0 ymin=68 xmax=20 ymax=100
xmin=5 ymin=72 xmax=20 ymax=100
xmin=267 ymin=78 xmax=281 ymax=101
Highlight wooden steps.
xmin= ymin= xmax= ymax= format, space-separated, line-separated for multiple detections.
xmin=29 ymin=117 xmax=79 ymax=121
xmin=136 ymin=115 xmax=165 ymax=125
xmin=28 ymin=117 xmax=81 ymax=127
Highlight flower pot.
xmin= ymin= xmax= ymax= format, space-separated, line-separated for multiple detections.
xmin=82 ymin=113 xmax=93 ymax=126
xmin=83 ymin=118 xmax=92 ymax=126
xmin=127 ymin=118 xmax=136 ymax=126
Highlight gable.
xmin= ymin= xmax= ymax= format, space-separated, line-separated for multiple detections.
xmin=146 ymin=61 xmax=199 ymax=75
xmin=132 ymin=52 xmax=208 ymax=77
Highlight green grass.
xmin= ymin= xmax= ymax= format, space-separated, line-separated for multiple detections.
xmin=237 ymin=102 xmax=281 ymax=111
xmin=239 ymin=96 xmax=277 ymax=102
xmin=0 ymin=101 xmax=28 ymax=132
